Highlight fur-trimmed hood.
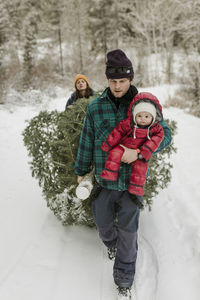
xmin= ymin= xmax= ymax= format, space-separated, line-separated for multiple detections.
xmin=127 ymin=92 xmax=163 ymax=124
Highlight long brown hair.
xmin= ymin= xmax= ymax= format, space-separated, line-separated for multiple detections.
xmin=75 ymin=86 xmax=93 ymax=99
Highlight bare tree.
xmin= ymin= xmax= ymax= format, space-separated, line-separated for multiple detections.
xmin=176 ymin=0 xmax=200 ymax=115
xmin=126 ymin=0 xmax=182 ymax=84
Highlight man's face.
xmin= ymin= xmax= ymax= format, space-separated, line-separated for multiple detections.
xmin=108 ymin=78 xmax=132 ymax=98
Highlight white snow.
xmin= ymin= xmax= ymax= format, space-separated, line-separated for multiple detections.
xmin=0 ymin=86 xmax=199 ymax=300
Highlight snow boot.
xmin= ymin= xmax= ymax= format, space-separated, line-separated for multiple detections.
xmin=117 ymin=286 xmax=132 ymax=300
xmin=107 ymin=247 xmax=117 ymax=260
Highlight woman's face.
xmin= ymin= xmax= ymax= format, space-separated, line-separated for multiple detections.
xmin=76 ymin=79 xmax=87 ymax=91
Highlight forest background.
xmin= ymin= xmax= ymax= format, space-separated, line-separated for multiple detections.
xmin=1 ymin=2 xmax=200 ymax=298
xmin=0 ymin=0 xmax=200 ymax=116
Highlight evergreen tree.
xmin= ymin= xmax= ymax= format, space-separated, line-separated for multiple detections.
xmin=177 ymin=0 xmax=200 ymax=52
xmin=40 ymin=0 xmax=66 ymax=76
xmin=143 ymin=119 xmax=177 ymax=208
xmin=184 ymin=60 xmax=200 ymax=118
xmin=0 ymin=1 xmax=10 ymax=46
xmin=23 ymin=94 xmax=177 ymax=227
xmin=176 ymin=0 xmax=200 ymax=116
xmin=4 ymin=0 xmax=23 ymax=42
xmin=21 ymin=0 xmax=41 ymax=89
xmin=0 ymin=2 xmax=8 ymax=102
xmin=88 ymin=0 xmax=123 ymax=56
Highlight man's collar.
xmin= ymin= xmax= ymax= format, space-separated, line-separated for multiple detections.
xmin=107 ymin=85 xmax=138 ymax=102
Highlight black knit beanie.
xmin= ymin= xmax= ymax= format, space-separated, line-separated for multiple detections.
xmin=105 ymin=49 xmax=134 ymax=79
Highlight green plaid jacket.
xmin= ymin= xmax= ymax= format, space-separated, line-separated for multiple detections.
xmin=74 ymin=87 xmax=171 ymax=191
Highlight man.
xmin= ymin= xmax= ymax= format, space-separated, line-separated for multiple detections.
xmin=74 ymin=49 xmax=171 ymax=300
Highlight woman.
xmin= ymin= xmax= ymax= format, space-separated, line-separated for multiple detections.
xmin=65 ymin=74 xmax=94 ymax=110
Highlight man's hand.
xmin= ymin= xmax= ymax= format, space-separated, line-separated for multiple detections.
xmin=77 ymin=176 xmax=84 ymax=184
xmin=120 ymin=145 xmax=138 ymax=164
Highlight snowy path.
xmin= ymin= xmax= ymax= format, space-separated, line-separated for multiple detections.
xmin=0 ymin=95 xmax=200 ymax=300
xmin=138 ymin=107 xmax=200 ymax=300
xmin=135 ymin=235 xmax=159 ymax=300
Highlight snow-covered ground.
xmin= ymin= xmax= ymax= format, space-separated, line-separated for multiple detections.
xmin=0 ymin=86 xmax=200 ymax=300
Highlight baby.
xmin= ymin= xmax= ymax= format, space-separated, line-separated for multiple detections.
xmin=101 ymin=92 xmax=164 ymax=196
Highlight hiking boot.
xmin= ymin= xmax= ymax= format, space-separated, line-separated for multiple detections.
xmin=117 ymin=286 xmax=132 ymax=300
xmin=107 ymin=247 xmax=117 ymax=260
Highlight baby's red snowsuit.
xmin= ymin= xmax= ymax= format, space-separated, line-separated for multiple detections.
xmin=101 ymin=92 xmax=164 ymax=196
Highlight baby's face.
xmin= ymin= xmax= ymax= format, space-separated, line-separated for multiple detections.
xmin=135 ymin=112 xmax=153 ymax=126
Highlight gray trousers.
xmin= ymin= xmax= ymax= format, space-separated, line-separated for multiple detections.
xmin=92 ymin=188 xmax=140 ymax=288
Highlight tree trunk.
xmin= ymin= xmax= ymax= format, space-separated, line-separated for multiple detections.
xmin=114 ymin=0 xmax=119 ymax=49
xmin=77 ymin=1 xmax=83 ymax=73
xmin=58 ymin=23 xmax=64 ymax=76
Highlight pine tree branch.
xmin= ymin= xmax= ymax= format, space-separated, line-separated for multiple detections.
xmin=51 ymin=160 xmax=66 ymax=167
